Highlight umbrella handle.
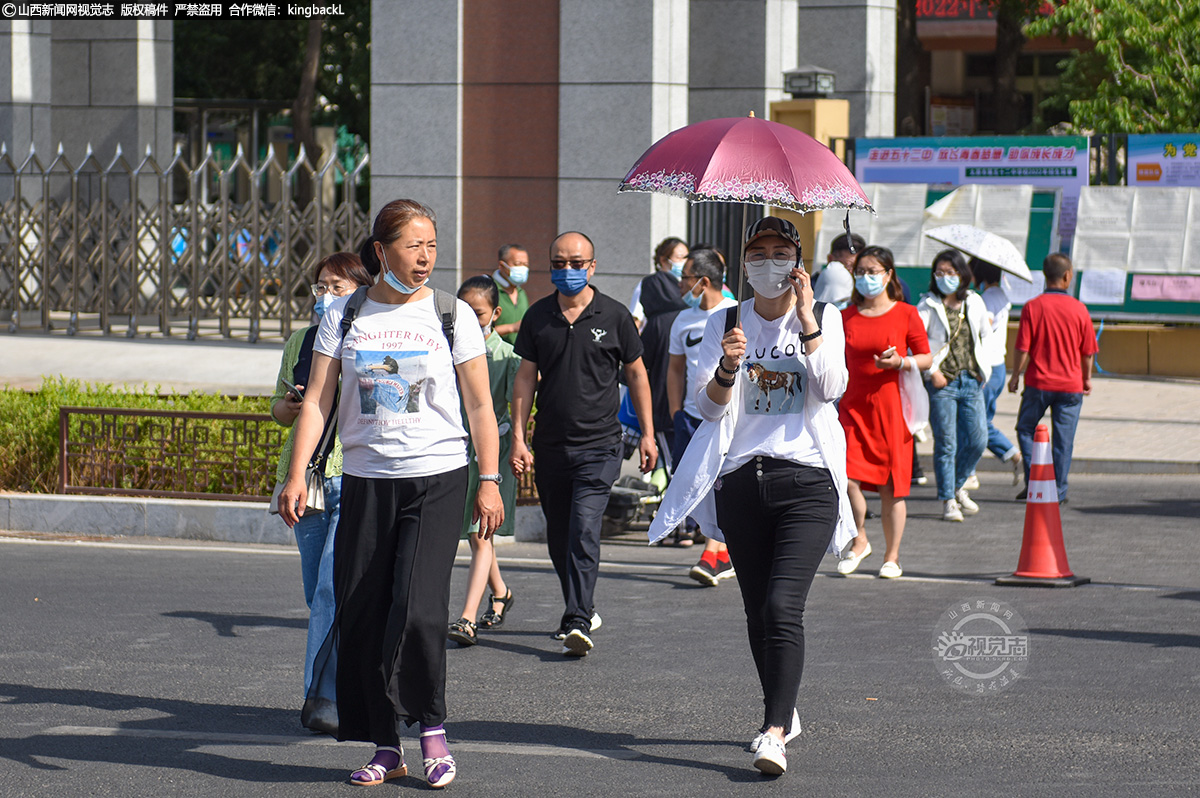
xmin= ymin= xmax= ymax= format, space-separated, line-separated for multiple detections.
xmin=735 ymin=203 xmax=747 ymax=329
xmin=843 ymin=212 xmax=856 ymax=255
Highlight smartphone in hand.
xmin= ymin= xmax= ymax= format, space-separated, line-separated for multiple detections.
xmin=281 ymin=378 xmax=304 ymax=401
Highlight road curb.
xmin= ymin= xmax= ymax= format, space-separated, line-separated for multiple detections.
xmin=0 ymin=493 xmax=549 ymax=545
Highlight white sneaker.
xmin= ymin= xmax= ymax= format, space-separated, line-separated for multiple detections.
xmin=878 ymin=561 xmax=903 ymax=579
xmin=943 ymin=499 xmax=964 ymax=522
xmin=750 ymin=708 xmax=801 ymax=752
xmin=963 ymin=473 xmax=980 ymax=491
xmin=955 ymin=488 xmax=979 ymax=515
xmin=752 ymin=734 xmax=787 ymax=776
xmin=1010 ymin=454 xmax=1023 ymax=486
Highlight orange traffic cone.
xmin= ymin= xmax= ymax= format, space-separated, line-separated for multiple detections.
xmin=995 ymin=424 xmax=1090 ymax=588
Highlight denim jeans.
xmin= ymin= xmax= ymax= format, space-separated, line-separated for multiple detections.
xmin=1016 ymin=387 xmax=1083 ymax=501
xmin=982 ymin=365 xmax=1018 ymax=461
xmin=927 ymin=373 xmax=988 ymax=501
xmin=292 ymin=474 xmax=340 ymax=701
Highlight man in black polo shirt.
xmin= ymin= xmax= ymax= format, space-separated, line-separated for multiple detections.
xmin=511 ymin=231 xmax=656 ymax=657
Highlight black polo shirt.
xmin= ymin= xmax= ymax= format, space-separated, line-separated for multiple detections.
xmin=514 ymin=288 xmax=643 ymax=450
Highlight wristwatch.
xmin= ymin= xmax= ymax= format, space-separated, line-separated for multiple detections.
xmin=479 ymin=473 xmax=503 ymax=485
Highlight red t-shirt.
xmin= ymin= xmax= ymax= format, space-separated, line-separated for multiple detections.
xmin=1014 ymin=290 xmax=1098 ymax=393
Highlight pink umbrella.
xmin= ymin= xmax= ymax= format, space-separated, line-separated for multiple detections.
xmin=618 ymin=115 xmax=873 ymax=214
xmin=619 ymin=114 xmax=873 ymax=321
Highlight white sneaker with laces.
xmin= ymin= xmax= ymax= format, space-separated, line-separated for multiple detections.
xmin=963 ymin=474 xmax=980 ymax=491
xmin=955 ymin=488 xmax=979 ymax=515
xmin=752 ymin=734 xmax=787 ymax=776
xmin=943 ymin=498 xmax=964 ymax=522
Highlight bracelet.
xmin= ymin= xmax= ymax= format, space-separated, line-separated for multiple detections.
xmin=478 ymin=473 xmax=503 ymax=485
xmin=799 ymin=328 xmax=822 ymax=343
xmin=713 ymin=365 xmax=736 ymax=388
xmin=717 ymin=358 xmax=738 ymax=375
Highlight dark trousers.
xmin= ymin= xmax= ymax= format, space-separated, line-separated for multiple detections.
xmin=329 ymin=468 xmax=468 ymax=745
xmin=715 ymin=458 xmax=838 ymax=731
xmin=534 ymin=442 xmax=623 ymax=630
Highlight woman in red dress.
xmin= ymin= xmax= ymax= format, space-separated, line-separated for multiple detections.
xmin=836 ymin=246 xmax=931 ymax=578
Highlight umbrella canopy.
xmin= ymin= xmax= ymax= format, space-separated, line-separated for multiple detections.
xmin=924 ymin=224 xmax=1033 ymax=282
xmin=618 ymin=116 xmax=873 ymax=215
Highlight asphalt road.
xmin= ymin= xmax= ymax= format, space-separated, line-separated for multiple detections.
xmin=1 ymin=472 xmax=1197 ymax=797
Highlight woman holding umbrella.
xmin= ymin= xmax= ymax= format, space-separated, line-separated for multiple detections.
xmin=917 ymin=249 xmax=992 ymax=522
xmin=655 ymin=216 xmax=854 ymax=776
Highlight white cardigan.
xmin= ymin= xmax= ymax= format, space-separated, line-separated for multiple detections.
xmin=917 ymin=290 xmax=992 ymax=385
xmin=647 ymin=301 xmax=856 ymax=557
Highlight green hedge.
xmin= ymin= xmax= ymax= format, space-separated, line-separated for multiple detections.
xmin=0 ymin=378 xmax=272 ymax=494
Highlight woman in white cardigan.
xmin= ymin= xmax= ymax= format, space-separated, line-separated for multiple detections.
xmin=648 ymin=217 xmax=852 ymax=779
xmin=917 ymin=249 xmax=992 ymax=522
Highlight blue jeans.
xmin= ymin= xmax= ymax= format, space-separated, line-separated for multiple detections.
xmin=927 ymin=374 xmax=988 ymax=501
xmin=292 ymin=474 xmax=340 ymax=701
xmin=1016 ymin=387 xmax=1083 ymax=501
xmin=982 ymin=365 xmax=1018 ymax=461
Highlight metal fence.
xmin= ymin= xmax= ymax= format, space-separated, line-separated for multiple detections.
xmin=59 ymin=406 xmax=280 ymax=500
xmin=1 ymin=142 xmax=370 ymax=342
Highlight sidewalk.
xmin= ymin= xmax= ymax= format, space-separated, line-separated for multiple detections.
xmin=5 ymin=331 xmax=1200 ymax=471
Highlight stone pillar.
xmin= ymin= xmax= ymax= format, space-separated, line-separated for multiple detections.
xmin=689 ymin=0 xmax=797 ymax=123
xmin=0 ymin=21 xmax=52 ymax=160
xmin=557 ymin=0 xmax=689 ymax=304
xmin=796 ymin=0 xmax=895 ymax=137
xmin=370 ymin=0 xmax=463 ymax=292
xmin=49 ymin=21 xmax=173 ymax=163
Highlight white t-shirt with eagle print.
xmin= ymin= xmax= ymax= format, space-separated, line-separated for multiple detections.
xmin=668 ymin=297 xmax=737 ymax=420
xmin=695 ymin=303 xmax=824 ymax=475
xmin=313 ymin=292 xmax=486 ymax=479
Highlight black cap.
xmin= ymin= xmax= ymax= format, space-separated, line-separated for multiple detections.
xmin=745 ymin=216 xmax=802 ymax=252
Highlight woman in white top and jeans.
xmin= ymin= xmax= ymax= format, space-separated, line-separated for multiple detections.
xmin=279 ymin=199 xmax=502 ymax=789
xmin=655 ymin=216 xmax=853 ymax=777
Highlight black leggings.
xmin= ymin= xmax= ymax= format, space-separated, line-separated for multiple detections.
xmin=715 ymin=457 xmax=838 ymax=731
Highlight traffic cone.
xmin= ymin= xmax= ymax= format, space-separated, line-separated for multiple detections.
xmin=995 ymin=424 xmax=1090 ymax=588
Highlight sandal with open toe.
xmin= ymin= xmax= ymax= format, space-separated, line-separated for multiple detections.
xmin=447 ymin=617 xmax=477 ymax=646
xmin=478 ymin=589 xmax=514 ymax=629
xmin=420 ymin=729 xmax=456 ymax=789
xmin=350 ymin=747 xmax=406 ymax=786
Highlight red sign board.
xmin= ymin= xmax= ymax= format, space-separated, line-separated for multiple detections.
xmin=916 ymin=0 xmax=994 ymax=19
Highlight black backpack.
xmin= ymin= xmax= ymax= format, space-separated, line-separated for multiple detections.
xmin=339 ymin=286 xmax=457 ymax=350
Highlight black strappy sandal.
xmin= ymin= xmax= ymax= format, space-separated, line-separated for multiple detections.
xmin=447 ymin=617 xmax=477 ymax=646
xmin=478 ymin=589 xmax=514 ymax=629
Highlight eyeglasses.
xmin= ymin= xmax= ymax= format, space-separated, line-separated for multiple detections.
xmin=550 ymin=258 xmax=594 ymax=270
xmin=852 ymin=269 xmax=887 ymax=277
xmin=933 ymin=268 xmax=959 ymax=278
xmin=679 ymin=273 xmax=700 ymax=283
xmin=311 ymin=283 xmax=353 ymax=297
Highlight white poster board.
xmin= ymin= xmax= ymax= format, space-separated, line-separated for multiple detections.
xmin=1073 ymin=187 xmax=1200 ymax=274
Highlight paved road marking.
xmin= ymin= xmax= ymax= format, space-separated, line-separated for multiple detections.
xmin=40 ymin=726 xmax=638 ymax=760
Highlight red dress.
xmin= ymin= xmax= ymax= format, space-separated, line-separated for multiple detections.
xmin=838 ymin=303 xmax=930 ymax=497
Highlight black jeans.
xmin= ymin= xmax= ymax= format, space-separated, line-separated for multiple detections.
xmin=715 ymin=457 xmax=838 ymax=731
xmin=533 ymin=442 xmax=623 ymax=630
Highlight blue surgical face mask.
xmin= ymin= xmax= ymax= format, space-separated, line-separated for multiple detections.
xmin=682 ymin=282 xmax=703 ymax=308
xmin=550 ymin=266 xmax=590 ymax=296
xmin=313 ymin=293 xmax=335 ymax=319
xmin=855 ymin=273 xmax=886 ymax=298
xmin=936 ymin=274 xmax=961 ymax=296
xmin=379 ymin=251 xmax=424 ymax=295
xmin=508 ymin=265 xmax=529 ymax=285
xmin=669 ymin=259 xmax=686 ymax=280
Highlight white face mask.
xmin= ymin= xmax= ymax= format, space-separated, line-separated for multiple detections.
xmin=746 ymin=257 xmax=796 ymax=299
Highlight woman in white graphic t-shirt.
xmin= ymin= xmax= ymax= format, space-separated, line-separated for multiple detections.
xmin=279 ymin=199 xmax=500 ymax=790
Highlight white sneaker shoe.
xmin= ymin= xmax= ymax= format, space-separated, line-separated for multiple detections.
xmin=955 ymin=488 xmax=979 ymax=515
xmin=752 ymin=734 xmax=787 ymax=776
xmin=943 ymin=499 xmax=964 ymax=522
xmin=1010 ymin=454 xmax=1024 ymax=486
xmin=750 ymin=708 xmax=801 ymax=752
xmin=963 ymin=473 xmax=980 ymax=491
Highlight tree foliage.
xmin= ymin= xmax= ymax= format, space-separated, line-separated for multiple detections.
xmin=174 ymin=1 xmax=371 ymax=143
xmin=1027 ymin=0 xmax=1200 ymax=133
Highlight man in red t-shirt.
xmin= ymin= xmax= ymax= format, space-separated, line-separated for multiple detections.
xmin=1008 ymin=253 xmax=1098 ymax=503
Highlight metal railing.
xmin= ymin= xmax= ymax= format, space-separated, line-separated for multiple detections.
xmin=1 ymin=142 xmax=369 ymax=342
xmin=59 ymin=406 xmax=280 ymax=500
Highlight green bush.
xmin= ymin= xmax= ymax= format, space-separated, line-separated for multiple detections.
xmin=0 ymin=378 xmax=273 ymax=494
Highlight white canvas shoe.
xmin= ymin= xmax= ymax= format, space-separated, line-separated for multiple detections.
xmin=955 ymin=488 xmax=979 ymax=515
xmin=943 ymin=499 xmax=964 ymax=522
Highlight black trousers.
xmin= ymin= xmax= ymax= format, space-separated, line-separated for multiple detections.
xmin=330 ymin=468 xmax=468 ymax=745
xmin=533 ymin=442 xmax=623 ymax=630
xmin=715 ymin=457 xmax=838 ymax=731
